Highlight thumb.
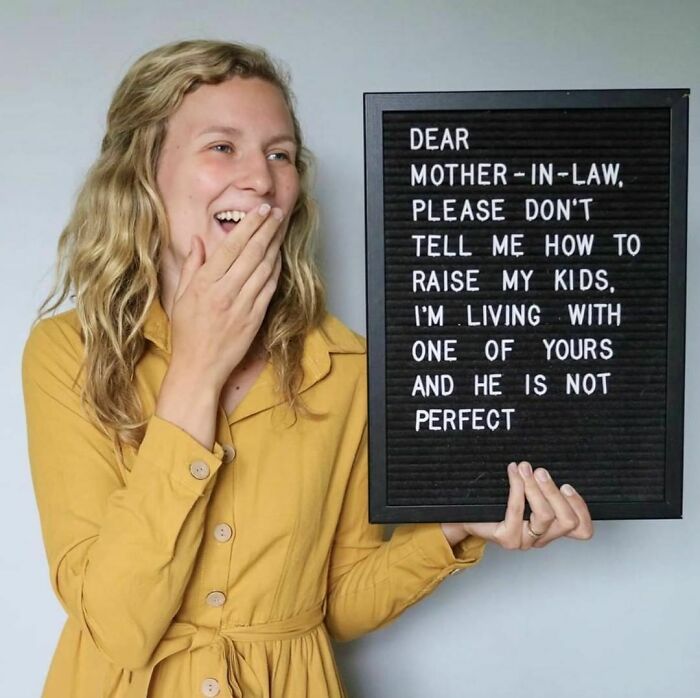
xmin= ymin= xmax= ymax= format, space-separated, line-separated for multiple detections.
xmin=174 ymin=235 xmax=204 ymax=302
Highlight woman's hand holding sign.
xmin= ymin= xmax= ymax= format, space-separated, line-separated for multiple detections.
xmin=441 ymin=462 xmax=594 ymax=551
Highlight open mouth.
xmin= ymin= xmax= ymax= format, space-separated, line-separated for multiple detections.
xmin=216 ymin=218 xmax=238 ymax=234
xmin=214 ymin=209 xmax=247 ymax=234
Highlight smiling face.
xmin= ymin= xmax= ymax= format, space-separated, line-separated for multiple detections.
xmin=155 ymin=75 xmax=300 ymax=290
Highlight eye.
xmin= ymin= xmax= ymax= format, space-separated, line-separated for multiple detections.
xmin=268 ymin=151 xmax=292 ymax=162
xmin=211 ymin=143 xmax=233 ymax=154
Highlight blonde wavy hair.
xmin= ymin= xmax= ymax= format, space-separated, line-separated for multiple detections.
xmin=35 ymin=39 xmax=327 ymax=458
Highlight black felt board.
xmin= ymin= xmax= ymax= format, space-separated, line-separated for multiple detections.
xmin=364 ymin=89 xmax=688 ymax=523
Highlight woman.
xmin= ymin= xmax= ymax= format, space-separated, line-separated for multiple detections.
xmin=22 ymin=39 xmax=593 ymax=698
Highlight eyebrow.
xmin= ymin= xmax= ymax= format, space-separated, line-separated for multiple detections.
xmin=197 ymin=125 xmax=297 ymax=147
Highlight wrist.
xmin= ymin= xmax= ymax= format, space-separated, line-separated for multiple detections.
xmin=156 ymin=366 xmax=220 ymax=419
xmin=162 ymin=360 xmax=221 ymax=398
xmin=440 ymin=522 xmax=471 ymax=547
xmin=154 ymin=368 xmax=220 ymax=451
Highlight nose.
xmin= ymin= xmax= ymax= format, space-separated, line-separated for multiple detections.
xmin=233 ymin=150 xmax=274 ymax=196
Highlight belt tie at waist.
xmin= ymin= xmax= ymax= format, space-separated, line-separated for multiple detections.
xmin=216 ymin=605 xmax=326 ymax=698
xmin=125 ymin=604 xmax=326 ymax=698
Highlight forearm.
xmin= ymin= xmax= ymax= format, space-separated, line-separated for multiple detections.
xmin=23 ymin=320 xmax=227 ymax=669
xmin=326 ymin=523 xmax=486 ymax=642
xmin=155 ymin=361 xmax=220 ymax=450
xmin=73 ymin=414 xmax=225 ymax=668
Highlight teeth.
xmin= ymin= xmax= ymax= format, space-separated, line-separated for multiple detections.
xmin=215 ymin=210 xmax=247 ymax=222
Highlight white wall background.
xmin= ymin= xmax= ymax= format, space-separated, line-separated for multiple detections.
xmin=2 ymin=1 xmax=698 ymax=696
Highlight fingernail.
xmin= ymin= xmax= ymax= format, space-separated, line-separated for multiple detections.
xmin=518 ymin=462 xmax=532 ymax=477
xmin=259 ymin=203 xmax=271 ymax=215
xmin=272 ymin=207 xmax=284 ymax=220
xmin=562 ymin=484 xmax=576 ymax=496
xmin=535 ymin=468 xmax=549 ymax=483
xmin=507 ymin=462 xmax=517 ymax=474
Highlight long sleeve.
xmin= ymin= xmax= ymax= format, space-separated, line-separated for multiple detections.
xmin=21 ymin=316 xmax=226 ymax=670
xmin=325 ymin=420 xmax=488 ymax=643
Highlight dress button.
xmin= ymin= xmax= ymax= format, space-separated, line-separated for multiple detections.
xmin=206 ymin=590 xmax=226 ymax=607
xmin=189 ymin=460 xmax=210 ymax=480
xmin=213 ymin=523 xmax=234 ymax=542
xmin=222 ymin=443 xmax=236 ymax=463
xmin=200 ymin=677 xmax=220 ymax=697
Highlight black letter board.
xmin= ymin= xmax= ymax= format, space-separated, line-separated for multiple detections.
xmin=364 ymin=89 xmax=688 ymax=523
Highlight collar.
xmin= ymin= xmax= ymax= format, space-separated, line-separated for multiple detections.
xmin=143 ymin=294 xmax=172 ymax=354
xmin=143 ymin=295 xmax=365 ymax=424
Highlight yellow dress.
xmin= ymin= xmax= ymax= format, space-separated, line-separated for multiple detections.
xmin=21 ymin=297 xmax=487 ymax=698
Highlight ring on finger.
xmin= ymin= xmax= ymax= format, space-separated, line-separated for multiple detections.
xmin=526 ymin=521 xmax=546 ymax=539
